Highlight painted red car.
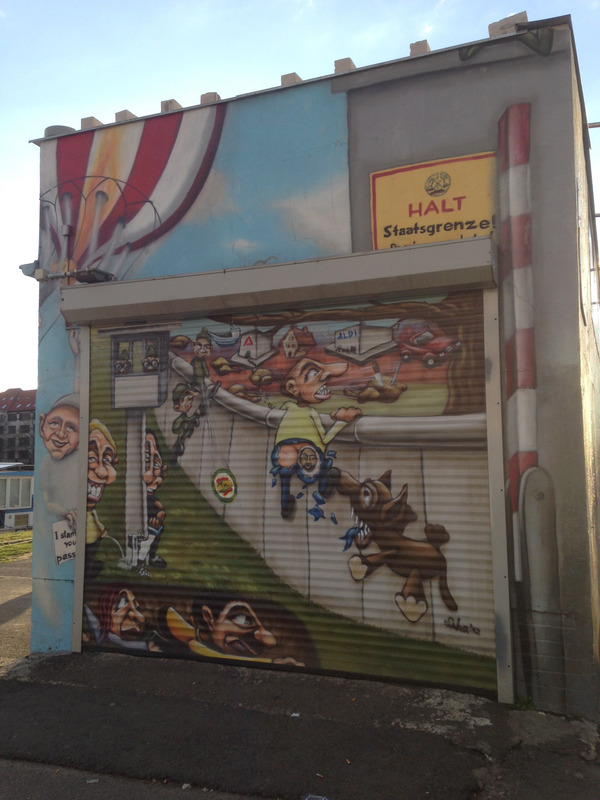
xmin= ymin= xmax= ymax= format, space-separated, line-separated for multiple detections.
xmin=396 ymin=319 xmax=461 ymax=368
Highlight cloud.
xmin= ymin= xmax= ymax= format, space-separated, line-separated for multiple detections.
xmin=274 ymin=175 xmax=352 ymax=253
xmin=230 ymin=238 xmax=258 ymax=253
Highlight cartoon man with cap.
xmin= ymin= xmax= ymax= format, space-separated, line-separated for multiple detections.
xmin=39 ymin=393 xmax=80 ymax=529
xmin=190 ymin=328 xmax=221 ymax=404
xmin=171 ymin=383 xmax=203 ymax=461
xmin=192 ymin=327 xmax=217 ymax=380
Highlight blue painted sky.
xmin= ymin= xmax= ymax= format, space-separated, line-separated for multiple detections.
xmin=2 ymin=0 xmax=599 ymax=389
xmin=137 ymin=81 xmax=351 ymax=277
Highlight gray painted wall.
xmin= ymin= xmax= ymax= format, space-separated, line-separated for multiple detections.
xmin=341 ymin=26 xmax=598 ymax=717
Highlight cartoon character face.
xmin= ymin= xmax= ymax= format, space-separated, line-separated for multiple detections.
xmin=115 ymin=359 xmax=133 ymax=374
xmin=337 ymin=469 xmax=418 ymax=550
xmin=87 ymin=427 xmax=118 ymax=510
xmin=143 ymin=431 xmax=166 ymax=492
xmin=39 ymin=404 xmax=80 ymax=460
xmin=110 ymin=589 xmax=145 ymax=640
xmin=201 ymin=600 xmax=276 ymax=657
xmin=142 ymin=355 xmax=159 ymax=372
xmin=298 ymin=445 xmax=319 ymax=475
xmin=193 ymin=337 xmax=211 ymax=359
xmin=283 ymin=358 xmax=348 ymax=405
xmin=174 ymin=390 xmax=195 ymax=414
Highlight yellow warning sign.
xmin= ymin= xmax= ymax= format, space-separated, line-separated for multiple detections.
xmin=371 ymin=152 xmax=496 ymax=250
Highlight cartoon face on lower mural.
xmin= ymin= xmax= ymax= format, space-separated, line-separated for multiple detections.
xmin=81 ymin=291 xmax=497 ymax=690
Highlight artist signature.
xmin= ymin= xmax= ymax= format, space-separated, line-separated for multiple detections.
xmin=444 ymin=616 xmax=481 ymax=636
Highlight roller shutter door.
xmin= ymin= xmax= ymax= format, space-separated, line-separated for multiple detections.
xmin=82 ymin=288 xmax=500 ymax=693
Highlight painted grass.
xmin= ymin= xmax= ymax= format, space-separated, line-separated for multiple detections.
xmin=96 ymin=456 xmax=496 ymax=692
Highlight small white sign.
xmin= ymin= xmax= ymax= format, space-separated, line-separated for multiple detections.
xmin=53 ymin=520 xmax=76 ymax=565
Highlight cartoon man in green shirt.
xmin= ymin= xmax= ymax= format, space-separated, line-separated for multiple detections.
xmin=271 ymin=357 xmax=361 ymax=519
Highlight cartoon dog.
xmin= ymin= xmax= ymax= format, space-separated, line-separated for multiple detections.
xmin=337 ymin=469 xmax=458 ymax=623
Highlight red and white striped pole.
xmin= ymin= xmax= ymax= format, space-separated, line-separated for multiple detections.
xmin=498 ymin=103 xmax=536 ymax=581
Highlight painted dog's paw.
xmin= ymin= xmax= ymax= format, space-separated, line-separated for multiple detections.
xmin=348 ymin=555 xmax=368 ymax=581
xmin=395 ymin=593 xmax=428 ymax=623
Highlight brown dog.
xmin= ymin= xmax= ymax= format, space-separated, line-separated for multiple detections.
xmin=337 ymin=469 xmax=458 ymax=623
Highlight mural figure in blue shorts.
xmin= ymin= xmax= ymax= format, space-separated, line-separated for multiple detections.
xmin=271 ymin=357 xmax=361 ymax=519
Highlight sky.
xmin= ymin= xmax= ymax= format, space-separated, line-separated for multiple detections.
xmin=1 ymin=0 xmax=599 ymax=392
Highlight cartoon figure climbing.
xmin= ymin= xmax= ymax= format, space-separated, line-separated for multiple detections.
xmin=169 ymin=330 xmax=222 ymax=462
xmin=336 ymin=469 xmax=457 ymax=623
xmin=137 ymin=429 xmax=168 ymax=573
xmin=171 ymin=383 xmax=204 ymax=461
xmin=85 ymin=419 xmax=119 ymax=578
xmin=271 ymin=357 xmax=362 ymax=519
xmin=190 ymin=329 xmax=213 ymax=386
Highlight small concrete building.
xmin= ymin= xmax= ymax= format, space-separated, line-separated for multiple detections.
xmin=23 ymin=14 xmax=600 ymax=720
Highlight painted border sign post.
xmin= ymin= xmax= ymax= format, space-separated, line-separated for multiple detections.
xmin=371 ymin=153 xmax=496 ymax=250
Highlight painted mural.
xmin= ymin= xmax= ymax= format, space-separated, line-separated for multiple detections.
xmin=29 ymin=20 xmax=600 ymax=718
xmin=77 ymin=291 xmax=496 ymax=689
xmin=32 ymin=81 xmax=495 ymax=688
xmin=31 ymin=81 xmax=352 ymax=651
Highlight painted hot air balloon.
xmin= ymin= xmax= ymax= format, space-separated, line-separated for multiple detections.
xmin=39 ymin=104 xmax=226 ymax=284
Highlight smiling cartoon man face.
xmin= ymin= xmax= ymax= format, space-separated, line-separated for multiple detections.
xmin=39 ymin=400 xmax=80 ymax=460
xmin=192 ymin=335 xmax=212 ymax=359
xmin=87 ymin=420 xmax=118 ymax=510
xmin=143 ymin=430 xmax=166 ymax=493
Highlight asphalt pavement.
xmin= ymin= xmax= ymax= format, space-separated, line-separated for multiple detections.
xmin=0 ymin=554 xmax=32 ymax=670
xmin=1 ymin=555 xmax=600 ymax=799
